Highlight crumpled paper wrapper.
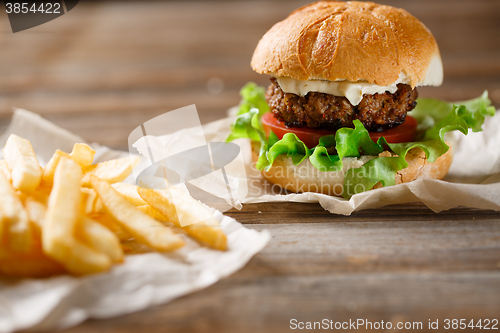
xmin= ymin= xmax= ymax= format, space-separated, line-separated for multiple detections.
xmin=202 ymin=108 xmax=500 ymax=215
xmin=0 ymin=109 xmax=270 ymax=333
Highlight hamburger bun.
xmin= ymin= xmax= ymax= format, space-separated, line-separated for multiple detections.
xmin=251 ymin=141 xmax=453 ymax=196
xmin=251 ymin=1 xmax=443 ymax=87
xmin=247 ymin=1 xmax=451 ymax=197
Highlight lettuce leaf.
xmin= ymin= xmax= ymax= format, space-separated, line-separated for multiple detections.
xmin=227 ymin=83 xmax=496 ymax=198
xmin=344 ymin=100 xmax=495 ymax=198
xmin=409 ymin=90 xmax=494 ymax=135
xmin=309 ymin=121 xmax=385 ymax=172
xmin=226 ymin=109 xmax=261 ymax=142
xmin=236 ymin=82 xmax=269 ymax=117
xmin=267 ymin=133 xmax=310 ymax=167
xmin=226 ymin=82 xmax=269 ymax=166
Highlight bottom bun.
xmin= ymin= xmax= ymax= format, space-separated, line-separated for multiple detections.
xmin=251 ymin=141 xmax=453 ymax=197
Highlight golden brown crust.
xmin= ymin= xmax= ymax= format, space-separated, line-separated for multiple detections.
xmin=251 ymin=141 xmax=453 ymax=197
xmin=251 ymin=1 xmax=442 ymax=87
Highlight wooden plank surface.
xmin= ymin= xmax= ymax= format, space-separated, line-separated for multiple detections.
xmin=65 ymin=203 xmax=500 ymax=333
xmin=0 ymin=0 xmax=499 ymax=332
xmin=0 ymin=0 xmax=499 ymax=149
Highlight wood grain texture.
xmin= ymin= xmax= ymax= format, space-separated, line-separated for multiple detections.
xmin=0 ymin=0 xmax=499 ymax=332
xmin=66 ymin=203 xmax=500 ymax=333
xmin=0 ymin=0 xmax=499 ymax=149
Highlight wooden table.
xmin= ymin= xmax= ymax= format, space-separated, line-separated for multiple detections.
xmin=0 ymin=1 xmax=499 ymax=332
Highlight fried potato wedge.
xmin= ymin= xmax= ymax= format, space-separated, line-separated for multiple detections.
xmin=90 ymin=176 xmax=184 ymax=252
xmin=3 ymin=134 xmax=43 ymax=192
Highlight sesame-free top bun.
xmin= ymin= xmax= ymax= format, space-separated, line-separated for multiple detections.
xmin=251 ymin=1 xmax=443 ymax=87
xmin=251 ymin=141 xmax=453 ymax=197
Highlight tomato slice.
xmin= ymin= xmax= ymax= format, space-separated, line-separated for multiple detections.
xmin=368 ymin=115 xmax=417 ymax=144
xmin=261 ymin=112 xmax=417 ymax=149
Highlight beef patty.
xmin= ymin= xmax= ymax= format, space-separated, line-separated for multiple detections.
xmin=266 ymin=78 xmax=418 ymax=132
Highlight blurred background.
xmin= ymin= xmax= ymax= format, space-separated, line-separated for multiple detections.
xmin=0 ymin=0 xmax=498 ymax=150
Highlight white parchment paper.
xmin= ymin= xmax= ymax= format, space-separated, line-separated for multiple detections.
xmin=0 ymin=109 xmax=270 ymax=333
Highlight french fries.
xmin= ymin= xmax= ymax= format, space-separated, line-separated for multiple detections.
xmin=3 ymin=134 xmax=43 ymax=191
xmin=42 ymin=150 xmax=71 ymax=186
xmin=93 ymin=213 xmax=132 ymax=241
xmin=78 ymin=217 xmax=123 ymax=263
xmin=0 ymin=172 xmax=33 ymax=252
xmin=70 ymin=143 xmax=95 ymax=168
xmin=0 ymin=251 xmax=65 ymax=277
xmin=90 ymin=176 xmax=184 ymax=252
xmin=0 ymin=134 xmax=228 ymax=278
xmin=81 ymin=156 xmax=140 ymax=187
xmin=42 ymin=143 xmax=96 ymax=186
xmin=24 ymin=196 xmax=47 ymax=229
xmin=0 ymin=160 xmax=11 ymax=182
xmin=136 ymin=205 xmax=169 ymax=222
xmin=138 ymin=187 xmax=227 ymax=251
xmin=43 ymin=157 xmax=112 ymax=275
xmin=112 ymin=182 xmax=147 ymax=206
xmin=81 ymin=187 xmax=104 ymax=215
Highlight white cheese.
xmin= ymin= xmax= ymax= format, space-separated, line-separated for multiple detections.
xmin=276 ymin=76 xmax=408 ymax=106
xmin=275 ymin=54 xmax=444 ymax=106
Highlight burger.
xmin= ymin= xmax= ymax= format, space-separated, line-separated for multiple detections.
xmin=227 ymin=1 xmax=495 ymax=198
